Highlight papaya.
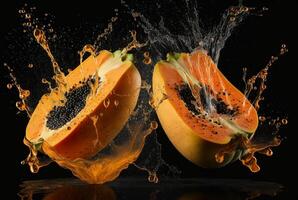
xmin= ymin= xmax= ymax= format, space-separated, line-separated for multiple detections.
xmin=26 ymin=50 xmax=141 ymax=160
xmin=152 ymin=50 xmax=258 ymax=168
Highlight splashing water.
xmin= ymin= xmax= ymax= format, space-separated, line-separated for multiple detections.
xmin=126 ymin=0 xmax=288 ymax=172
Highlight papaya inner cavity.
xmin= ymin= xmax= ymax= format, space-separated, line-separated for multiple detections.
xmin=46 ymin=81 xmax=93 ymax=130
xmin=177 ymin=84 xmax=237 ymax=118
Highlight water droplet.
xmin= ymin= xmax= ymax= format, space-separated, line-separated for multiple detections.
xmin=114 ymin=100 xmax=119 ymax=106
xmin=41 ymin=78 xmax=48 ymax=84
xmin=143 ymin=57 xmax=152 ymax=65
xmin=281 ymin=119 xmax=288 ymax=125
xmin=103 ymin=98 xmax=110 ymax=108
xmin=82 ymin=44 xmax=95 ymax=54
xmin=148 ymin=172 xmax=159 ymax=183
xmin=215 ymin=152 xmax=225 ymax=163
xmin=19 ymin=89 xmax=30 ymax=99
xmin=16 ymin=101 xmax=26 ymax=111
xmin=261 ymin=148 xmax=273 ymax=156
xmin=33 ymin=29 xmax=44 ymax=43
xmin=150 ymin=121 xmax=158 ymax=130
xmin=6 ymin=83 xmax=13 ymax=89
xmin=259 ymin=116 xmax=266 ymax=122
xmin=18 ymin=9 xmax=25 ymax=14
xmin=25 ymin=13 xmax=31 ymax=19
xmin=111 ymin=17 xmax=117 ymax=22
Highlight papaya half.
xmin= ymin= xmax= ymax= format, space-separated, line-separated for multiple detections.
xmin=26 ymin=50 xmax=141 ymax=160
xmin=152 ymin=50 xmax=258 ymax=168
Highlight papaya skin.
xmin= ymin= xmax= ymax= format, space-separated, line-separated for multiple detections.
xmin=26 ymin=50 xmax=141 ymax=160
xmin=152 ymin=51 xmax=258 ymax=168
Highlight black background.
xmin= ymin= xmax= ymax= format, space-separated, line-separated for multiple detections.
xmin=0 ymin=0 xmax=296 ymax=199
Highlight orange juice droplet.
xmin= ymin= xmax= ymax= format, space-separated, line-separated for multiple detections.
xmin=122 ymin=30 xmax=147 ymax=54
xmin=243 ymin=44 xmax=288 ymax=112
xmin=79 ymin=44 xmax=96 ymax=64
xmin=114 ymin=99 xmax=119 ymax=106
xmin=33 ymin=28 xmax=66 ymax=89
xmin=16 ymin=101 xmax=26 ymax=111
xmin=21 ymin=138 xmax=52 ymax=173
xmin=4 ymin=63 xmax=31 ymax=116
xmin=150 ymin=121 xmax=158 ymax=130
xmin=215 ymin=135 xmax=282 ymax=173
xmin=103 ymin=98 xmax=110 ymax=108
xmin=41 ymin=78 xmax=52 ymax=90
xmin=143 ymin=51 xmax=152 ymax=65
xmin=19 ymin=89 xmax=30 ymax=100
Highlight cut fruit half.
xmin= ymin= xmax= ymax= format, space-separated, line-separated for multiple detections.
xmin=152 ymin=50 xmax=258 ymax=167
xmin=26 ymin=50 xmax=141 ymax=160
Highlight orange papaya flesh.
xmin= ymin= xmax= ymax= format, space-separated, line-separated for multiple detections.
xmin=153 ymin=50 xmax=258 ymax=167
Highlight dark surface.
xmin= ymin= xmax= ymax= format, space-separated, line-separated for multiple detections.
xmin=18 ymin=178 xmax=285 ymax=200
xmin=0 ymin=0 xmax=296 ymax=199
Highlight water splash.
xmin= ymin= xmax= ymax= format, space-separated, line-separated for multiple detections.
xmin=129 ymin=3 xmax=251 ymax=64
xmin=33 ymin=28 xmax=66 ymax=89
xmin=126 ymin=0 xmax=288 ymax=172
xmin=121 ymin=30 xmax=147 ymax=55
xmin=93 ymin=16 xmax=118 ymax=51
xmin=243 ymin=44 xmax=288 ymax=111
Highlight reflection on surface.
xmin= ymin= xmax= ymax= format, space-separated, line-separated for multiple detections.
xmin=18 ymin=178 xmax=283 ymax=200
xmin=18 ymin=179 xmax=116 ymax=200
xmin=43 ymin=184 xmax=116 ymax=200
